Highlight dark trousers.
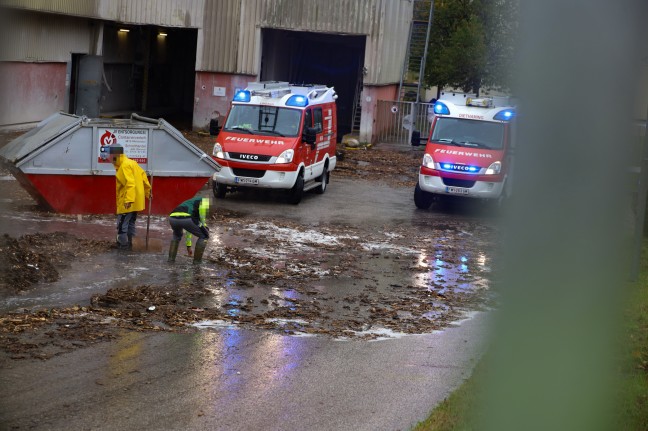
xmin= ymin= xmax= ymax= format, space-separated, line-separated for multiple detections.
xmin=169 ymin=216 xmax=208 ymax=247
xmin=116 ymin=212 xmax=138 ymax=247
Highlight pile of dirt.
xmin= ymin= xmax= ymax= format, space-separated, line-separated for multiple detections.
xmin=326 ymin=148 xmax=420 ymax=188
xmin=0 ymin=234 xmax=59 ymax=294
xmin=182 ymin=130 xmax=214 ymax=154
xmin=0 ymin=232 xmax=113 ymax=297
xmin=0 ymin=216 xmax=497 ymax=360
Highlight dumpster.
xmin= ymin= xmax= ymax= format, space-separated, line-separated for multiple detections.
xmin=0 ymin=112 xmax=221 ymax=215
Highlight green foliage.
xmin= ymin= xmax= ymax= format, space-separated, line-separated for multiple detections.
xmin=412 ymin=359 xmax=484 ymax=431
xmin=413 ymin=241 xmax=648 ymax=431
xmin=618 ymin=246 xmax=648 ymax=430
xmin=423 ymin=0 xmax=518 ymax=94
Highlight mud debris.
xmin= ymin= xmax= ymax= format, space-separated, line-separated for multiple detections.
xmin=0 ymin=233 xmax=113 ymax=297
xmin=1 ymin=131 xmax=497 ymax=362
xmin=0 ymin=215 xmax=496 ymax=361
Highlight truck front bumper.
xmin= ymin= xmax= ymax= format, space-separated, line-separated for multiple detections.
xmin=418 ymin=173 xmax=504 ymax=199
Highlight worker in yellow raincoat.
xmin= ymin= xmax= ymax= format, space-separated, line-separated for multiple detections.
xmin=100 ymin=143 xmax=151 ymax=250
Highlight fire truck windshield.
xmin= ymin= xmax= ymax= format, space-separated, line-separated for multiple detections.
xmin=224 ymin=105 xmax=302 ymax=137
xmin=431 ymin=117 xmax=505 ymax=150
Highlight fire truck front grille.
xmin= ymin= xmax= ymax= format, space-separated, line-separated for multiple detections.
xmin=442 ymin=178 xmax=476 ymax=188
xmin=232 ymin=168 xmax=266 ymax=178
xmin=229 ymin=152 xmax=272 ymax=162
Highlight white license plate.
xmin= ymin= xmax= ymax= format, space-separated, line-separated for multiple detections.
xmin=446 ymin=186 xmax=469 ymax=195
xmin=235 ymin=177 xmax=259 ymax=185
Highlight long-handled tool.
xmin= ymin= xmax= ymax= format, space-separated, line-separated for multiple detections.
xmin=145 ymin=174 xmax=153 ymax=250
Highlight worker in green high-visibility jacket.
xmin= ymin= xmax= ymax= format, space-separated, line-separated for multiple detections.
xmin=168 ymin=196 xmax=210 ymax=263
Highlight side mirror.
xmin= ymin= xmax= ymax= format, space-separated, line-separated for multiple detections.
xmin=303 ymin=127 xmax=317 ymax=145
xmin=411 ymin=130 xmax=421 ymax=146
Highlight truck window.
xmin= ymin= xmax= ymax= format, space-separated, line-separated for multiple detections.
xmin=313 ymin=108 xmax=323 ymax=133
xmin=224 ymin=105 xmax=302 ymax=137
xmin=431 ymin=117 xmax=505 ymax=150
xmin=303 ymin=109 xmax=312 ymax=131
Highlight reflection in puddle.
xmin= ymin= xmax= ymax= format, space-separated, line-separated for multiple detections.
xmin=1 ymin=198 xmax=496 ymax=341
xmin=413 ymin=248 xmax=491 ymax=293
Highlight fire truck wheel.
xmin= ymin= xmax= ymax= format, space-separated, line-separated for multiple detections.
xmin=315 ymin=168 xmax=328 ymax=194
xmin=288 ymin=174 xmax=304 ymax=205
xmin=213 ymin=182 xmax=227 ymax=199
xmin=414 ymin=183 xmax=433 ymax=209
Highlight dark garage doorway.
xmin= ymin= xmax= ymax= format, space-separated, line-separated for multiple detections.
xmin=95 ymin=24 xmax=197 ymax=129
xmin=260 ymin=29 xmax=366 ymax=141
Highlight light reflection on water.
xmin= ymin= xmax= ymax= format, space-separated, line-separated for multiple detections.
xmin=413 ymin=248 xmax=491 ymax=293
xmin=189 ymin=328 xmax=308 ymax=403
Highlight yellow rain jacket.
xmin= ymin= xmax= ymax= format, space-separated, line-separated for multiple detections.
xmin=114 ymin=154 xmax=151 ymax=214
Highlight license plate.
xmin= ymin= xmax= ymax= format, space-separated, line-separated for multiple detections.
xmin=235 ymin=177 xmax=259 ymax=185
xmin=446 ymin=186 xmax=469 ymax=195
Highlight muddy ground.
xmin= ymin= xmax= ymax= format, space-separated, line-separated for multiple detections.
xmin=0 ymin=130 xmax=497 ymax=361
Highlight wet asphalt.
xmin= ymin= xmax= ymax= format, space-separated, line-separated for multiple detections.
xmin=1 ymin=313 xmax=489 ymax=431
xmin=0 ymin=174 xmax=495 ymax=430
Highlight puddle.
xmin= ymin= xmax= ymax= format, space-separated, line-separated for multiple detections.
xmin=1 ymin=199 xmax=497 ymax=340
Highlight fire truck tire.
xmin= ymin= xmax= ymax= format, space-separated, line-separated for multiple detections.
xmin=213 ymin=181 xmax=227 ymax=199
xmin=315 ymin=168 xmax=328 ymax=194
xmin=288 ymin=174 xmax=304 ymax=205
xmin=414 ymin=183 xmax=433 ymax=209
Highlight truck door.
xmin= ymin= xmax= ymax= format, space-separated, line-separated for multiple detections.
xmin=301 ymin=108 xmax=316 ymax=179
xmin=308 ymin=107 xmax=324 ymax=175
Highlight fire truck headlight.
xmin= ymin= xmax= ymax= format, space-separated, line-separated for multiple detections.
xmin=276 ymin=149 xmax=294 ymax=164
xmin=422 ymin=153 xmax=435 ymax=169
xmin=485 ymin=161 xmax=501 ymax=175
xmin=213 ymin=143 xmax=224 ymax=159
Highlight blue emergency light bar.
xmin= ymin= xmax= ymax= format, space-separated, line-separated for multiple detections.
xmin=494 ymin=109 xmax=515 ymax=121
xmin=433 ymin=101 xmax=450 ymax=115
xmin=441 ymin=163 xmax=479 ymax=173
xmin=233 ymin=90 xmax=251 ymax=102
xmin=286 ymin=95 xmax=309 ymax=107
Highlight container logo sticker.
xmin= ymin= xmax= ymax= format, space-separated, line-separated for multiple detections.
xmin=100 ymin=130 xmax=117 ymax=146
xmin=98 ymin=128 xmax=149 ymax=164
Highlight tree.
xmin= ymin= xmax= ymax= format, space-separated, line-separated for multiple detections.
xmin=423 ymin=0 xmax=518 ymax=96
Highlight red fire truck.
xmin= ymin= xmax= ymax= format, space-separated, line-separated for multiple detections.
xmin=414 ymin=97 xmax=516 ymax=208
xmin=211 ymin=81 xmax=338 ymax=204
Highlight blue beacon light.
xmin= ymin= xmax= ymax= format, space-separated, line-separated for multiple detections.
xmin=286 ymin=95 xmax=309 ymax=107
xmin=233 ymin=90 xmax=251 ymax=102
xmin=494 ymin=109 xmax=515 ymax=121
xmin=433 ymin=101 xmax=450 ymax=115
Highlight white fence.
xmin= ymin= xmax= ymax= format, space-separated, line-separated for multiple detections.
xmin=376 ymin=100 xmax=434 ymax=145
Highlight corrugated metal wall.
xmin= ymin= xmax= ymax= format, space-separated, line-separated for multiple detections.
xmin=0 ymin=0 xmax=100 ymax=17
xmin=199 ymin=0 xmax=242 ymax=73
xmin=259 ymin=0 xmax=375 ymax=34
xmin=198 ymin=0 xmax=412 ymax=85
xmin=105 ymin=0 xmax=204 ymax=27
xmin=1 ymin=0 xmax=412 ymax=82
xmin=0 ymin=9 xmax=92 ymax=62
xmin=1 ymin=0 xmax=204 ymax=27
xmin=365 ymin=0 xmax=412 ymax=85
xmin=237 ymin=0 xmax=262 ymax=75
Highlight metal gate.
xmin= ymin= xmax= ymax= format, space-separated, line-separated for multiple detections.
xmin=376 ymin=100 xmax=433 ymax=145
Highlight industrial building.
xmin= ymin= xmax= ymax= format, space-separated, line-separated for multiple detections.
xmin=0 ymin=0 xmax=416 ymax=144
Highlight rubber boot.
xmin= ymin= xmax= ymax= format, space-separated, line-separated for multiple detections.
xmin=193 ymin=241 xmax=207 ymax=264
xmin=127 ymin=235 xmax=133 ymax=251
xmin=168 ymin=240 xmax=180 ymax=262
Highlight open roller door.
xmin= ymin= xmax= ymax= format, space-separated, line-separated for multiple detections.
xmin=260 ymin=29 xmax=366 ymax=141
